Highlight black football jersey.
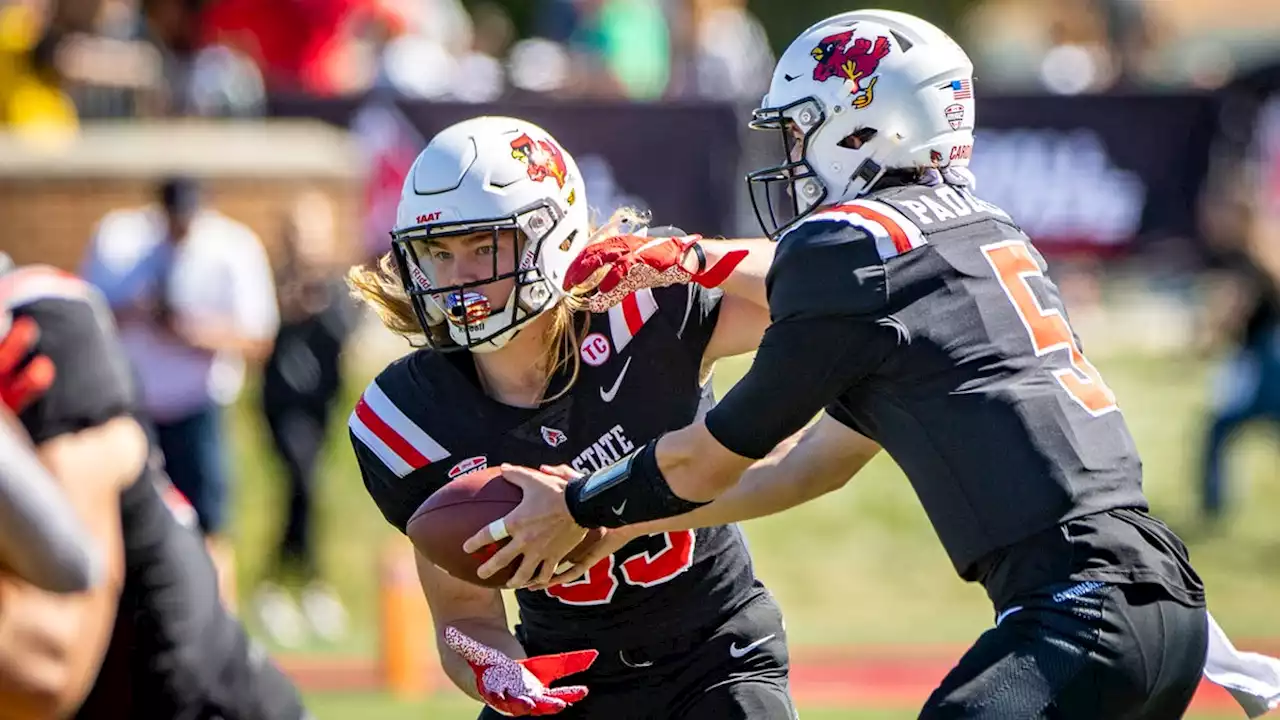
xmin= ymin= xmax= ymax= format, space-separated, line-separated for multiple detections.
xmin=705 ymin=180 xmax=1201 ymax=607
xmin=352 ymin=284 xmax=760 ymax=652
xmin=0 ymin=266 xmax=137 ymax=443
xmin=0 ymin=266 xmax=299 ymax=718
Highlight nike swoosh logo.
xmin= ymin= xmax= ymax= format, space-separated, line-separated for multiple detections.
xmin=612 ymin=500 xmax=627 ymax=515
xmin=599 ymin=356 xmax=633 ymax=403
xmin=784 ymin=73 xmax=800 ymax=82
xmin=729 ymin=633 xmax=776 ymax=658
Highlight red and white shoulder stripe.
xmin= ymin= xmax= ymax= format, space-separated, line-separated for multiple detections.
xmin=607 ymin=288 xmax=658 ymax=353
xmin=349 ymin=379 xmax=450 ymax=478
xmin=799 ymin=199 xmax=928 ymax=261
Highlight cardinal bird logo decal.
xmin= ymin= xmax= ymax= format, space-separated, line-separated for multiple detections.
xmin=811 ymin=29 xmax=892 ymax=109
xmin=510 ymin=133 xmax=568 ymax=188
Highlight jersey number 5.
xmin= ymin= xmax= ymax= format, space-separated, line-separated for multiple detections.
xmin=545 ymin=530 xmax=695 ymax=606
xmin=981 ymin=241 xmax=1118 ymax=416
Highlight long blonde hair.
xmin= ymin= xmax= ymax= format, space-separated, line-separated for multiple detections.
xmin=347 ymin=207 xmax=648 ymax=402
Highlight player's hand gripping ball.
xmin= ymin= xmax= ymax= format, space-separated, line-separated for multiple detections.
xmin=407 ymin=466 xmax=604 ymax=588
xmin=563 ymin=234 xmax=747 ymax=313
xmin=445 ymin=626 xmax=597 ymax=716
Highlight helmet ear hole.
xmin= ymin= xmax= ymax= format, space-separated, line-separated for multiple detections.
xmin=839 ymin=127 xmax=878 ymax=150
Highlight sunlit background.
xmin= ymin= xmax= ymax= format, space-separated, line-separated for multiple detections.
xmin=3 ymin=0 xmax=1280 ymax=717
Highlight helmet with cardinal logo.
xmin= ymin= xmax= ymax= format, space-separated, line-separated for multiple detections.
xmin=746 ymin=10 xmax=975 ymax=238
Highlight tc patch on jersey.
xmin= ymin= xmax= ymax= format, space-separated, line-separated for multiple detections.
xmin=580 ymin=332 xmax=611 ymax=366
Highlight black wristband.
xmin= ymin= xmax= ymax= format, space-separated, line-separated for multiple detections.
xmin=565 ymin=440 xmax=710 ymax=528
xmin=688 ymin=241 xmax=707 ymax=274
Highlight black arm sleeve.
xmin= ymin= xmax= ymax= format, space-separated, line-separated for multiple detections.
xmin=15 ymin=293 xmax=137 ymax=445
xmin=704 ymin=316 xmax=896 ymax=458
xmin=703 ymin=220 xmax=896 ymax=459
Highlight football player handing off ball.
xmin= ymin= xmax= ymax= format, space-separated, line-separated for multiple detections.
xmin=476 ymin=11 xmax=1280 ymax=720
xmin=348 ymin=116 xmax=801 ymax=718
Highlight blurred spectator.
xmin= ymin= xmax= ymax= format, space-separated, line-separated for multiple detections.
xmin=507 ymin=36 xmax=570 ymax=95
xmin=536 ymin=0 xmax=580 ymax=43
xmin=377 ymin=0 xmax=510 ymax=102
xmin=141 ymin=0 xmax=265 ymax=116
xmin=200 ymin=0 xmax=405 ymax=97
xmin=452 ymin=0 xmax=512 ymax=102
xmin=254 ymin=190 xmax=357 ymax=647
xmin=0 ymin=0 xmax=79 ymax=138
xmin=690 ymin=0 xmax=772 ymax=101
xmin=569 ymin=0 xmax=670 ymax=100
xmin=1197 ymin=57 xmax=1280 ymax=525
xmin=1038 ymin=15 xmax=1114 ymax=95
xmin=79 ymin=177 xmax=279 ymax=602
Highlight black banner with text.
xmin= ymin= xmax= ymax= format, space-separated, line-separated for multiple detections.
xmin=272 ymin=92 xmax=1219 ymax=259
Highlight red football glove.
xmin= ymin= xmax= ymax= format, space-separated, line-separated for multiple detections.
xmin=444 ymin=626 xmax=597 ymax=716
xmin=0 ymin=313 xmax=54 ymax=413
xmin=563 ymin=234 xmax=748 ymax=313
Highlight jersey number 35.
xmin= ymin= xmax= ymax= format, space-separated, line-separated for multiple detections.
xmin=546 ymin=530 xmax=695 ymax=606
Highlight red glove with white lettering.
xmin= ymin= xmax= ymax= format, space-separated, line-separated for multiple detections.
xmin=0 ymin=313 xmax=54 ymax=413
xmin=563 ymin=234 xmax=748 ymax=313
xmin=444 ymin=626 xmax=597 ymax=716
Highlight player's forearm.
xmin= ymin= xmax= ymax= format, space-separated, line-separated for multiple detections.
xmin=0 ymin=420 xmax=140 ymax=716
xmin=633 ymin=431 xmax=808 ymax=533
xmin=436 ymin=618 xmax=526 ymax=703
xmin=640 ymin=413 xmax=881 ymax=532
xmin=695 ymin=239 xmax=773 ymax=309
xmin=0 ymin=413 xmax=100 ymax=593
xmin=416 ymin=553 xmax=525 ymax=703
xmin=655 ymin=422 xmax=755 ymax=503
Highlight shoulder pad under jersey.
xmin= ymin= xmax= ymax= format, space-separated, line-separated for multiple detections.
xmin=779 ymin=198 xmax=929 ymax=263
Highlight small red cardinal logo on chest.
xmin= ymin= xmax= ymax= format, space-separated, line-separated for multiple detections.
xmin=540 ymin=426 xmax=567 ymax=447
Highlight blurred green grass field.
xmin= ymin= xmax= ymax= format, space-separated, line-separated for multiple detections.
xmin=229 ymin=350 xmax=1280 ymax=657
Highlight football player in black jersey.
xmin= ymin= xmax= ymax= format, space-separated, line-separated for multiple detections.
xmin=0 ymin=265 xmax=151 ymax=718
xmin=346 ymin=116 xmax=799 ymax=718
xmin=472 ymin=11 xmax=1248 ymax=720
xmin=0 ymin=263 xmax=307 ymax=719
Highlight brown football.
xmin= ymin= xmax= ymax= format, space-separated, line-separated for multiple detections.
xmin=406 ymin=465 xmax=605 ymax=588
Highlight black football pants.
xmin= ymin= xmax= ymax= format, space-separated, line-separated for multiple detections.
xmin=921 ymin=581 xmax=1209 ymax=719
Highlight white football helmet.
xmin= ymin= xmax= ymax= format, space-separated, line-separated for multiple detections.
xmin=390 ymin=116 xmax=589 ymax=353
xmin=747 ymin=10 xmax=975 ymax=237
